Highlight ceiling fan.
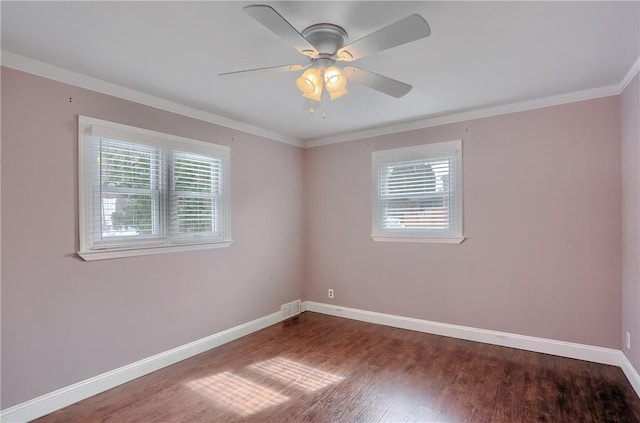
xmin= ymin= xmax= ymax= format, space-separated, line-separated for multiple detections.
xmin=219 ymin=5 xmax=431 ymax=110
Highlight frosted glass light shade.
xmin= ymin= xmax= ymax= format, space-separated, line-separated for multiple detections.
xmin=324 ymin=66 xmax=344 ymax=86
xmin=296 ymin=68 xmax=323 ymax=101
xmin=324 ymin=66 xmax=348 ymax=100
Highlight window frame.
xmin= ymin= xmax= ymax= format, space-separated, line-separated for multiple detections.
xmin=371 ymin=140 xmax=464 ymax=244
xmin=78 ymin=116 xmax=232 ymax=261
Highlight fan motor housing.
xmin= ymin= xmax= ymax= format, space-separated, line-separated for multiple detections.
xmin=301 ymin=23 xmax=348 ymax=56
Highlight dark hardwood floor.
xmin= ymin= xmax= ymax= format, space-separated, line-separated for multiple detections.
xmin=35 ymin=312 xmax=640 ymax=422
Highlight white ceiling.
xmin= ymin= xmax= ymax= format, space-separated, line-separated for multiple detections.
xmin=2 ymin=1 xmax=639 ymax=145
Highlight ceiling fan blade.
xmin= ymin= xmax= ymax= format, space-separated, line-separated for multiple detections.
xmin=337 ymin=14 xmax=431 ymax=62
xmin=243 ymin=5 xmax=318 ymax=57
xmin=344 ymin=66 xmax=412 ymax=98
xmin=219 ymin=64 xmax=306 ymax=78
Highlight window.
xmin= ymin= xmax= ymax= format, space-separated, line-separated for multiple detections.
xmin=78 ymin=116 xmax=231 ymax=260
xmin=372 ymin=140 xmax=463 ymax=243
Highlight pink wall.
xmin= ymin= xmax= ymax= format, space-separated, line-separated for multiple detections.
xmin=0 ymin=68 xmax=305 ymax=408
xmin=304 ymin=97 xmax=622 ymax=348
xmin=622 ymin=72 xmax=640 ymax=372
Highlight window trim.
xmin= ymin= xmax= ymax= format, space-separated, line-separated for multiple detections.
xmin=371 ymin=140 xmax=464 ymax=244
xmin=78 ymin=116 xmax=232 ymax=261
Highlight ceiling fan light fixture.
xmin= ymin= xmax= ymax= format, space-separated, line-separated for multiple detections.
xmin=225 ymin=5 xmax=431 ymax=114
xmin=324 ymin=66 xmax=344 ymax=86
xmin=328 ymin=88 xmax=348 ymax=101
xmin=303 ymin=85 xmax=323 ymax=101
xmin=296 ymin=67 xmax=323 ymax=101
xmin=324 ymin=66 xmax=348 ymax=100
xmin=296 ymin=68 xmax=317 ymax=94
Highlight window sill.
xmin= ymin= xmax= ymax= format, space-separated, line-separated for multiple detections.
xmin=371 ymin=235 xmax=465 ymax=244
xmin=77 ymin=241 xmax=233 ymax=261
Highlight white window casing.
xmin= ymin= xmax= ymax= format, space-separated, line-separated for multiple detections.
xmin=78 ymin=116 xmax=231 ymax=261
xmin=372 ymin=140 xmax=464 ymax=243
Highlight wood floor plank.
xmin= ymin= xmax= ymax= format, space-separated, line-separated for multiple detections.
xmin=33 ymin=312 xmax=640 ymax=422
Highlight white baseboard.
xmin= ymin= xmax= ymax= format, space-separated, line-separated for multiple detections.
xmin=305 ymin=301 xmax=640 ymax=397
xmin=4 ymin=301 xmax=638 ymax=422
xmin=620 ymin=353 xmax=640 ymax=398
xmin=303 ymin=301 xmax=622 ymax=366
xmin=0 ymin=308 xmax=289 ymax=423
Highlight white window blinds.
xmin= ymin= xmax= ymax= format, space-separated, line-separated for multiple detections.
xmin=372 ymin=140 xmax=463 ymax=243
xmin=171 ymin=152 xmax=223 ymax=240
xmin=93 ymin=139 xmax=164 ymax=246
xmin=78 ymin=116 xmax=231 ymax=260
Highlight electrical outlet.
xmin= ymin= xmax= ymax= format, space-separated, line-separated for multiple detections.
xmin=328 ymin=288 xmax=334 ymax=299
xmin=626 ymin=332 xmax=631 ymax=349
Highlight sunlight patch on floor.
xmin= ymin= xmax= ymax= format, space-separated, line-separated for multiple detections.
xmin=185 ymin=356 xmax=346 ymax=417
xmin=186 ymin=371 xmax=289 ymax=417
xmin=248 ymin=357 xmax=344 ymax=392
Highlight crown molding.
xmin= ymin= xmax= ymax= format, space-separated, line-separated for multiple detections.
xmin=305 ymin=55 xmax=640 ymax=148
xmin=618 ymin=56 xmax=640 ymax=94
xmin=0 ymin=51 xmax=304 ymax=148
xmin=304 ymin=84 xmax=620 ymax=148
xmin=4 ymin=50 xmax=637 ymax=150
